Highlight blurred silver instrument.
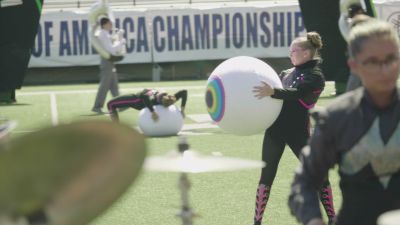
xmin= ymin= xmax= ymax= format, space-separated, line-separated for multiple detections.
xmin=145 ymin=136 xmax=265 ymax=225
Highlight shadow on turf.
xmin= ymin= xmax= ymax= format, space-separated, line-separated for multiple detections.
xmin=179 ymin=128 xmax=224 ymax=136
xmin=80 ymin=112 xmax=110 ymax=117
xmin=143 ymin=128 xmax=224 ymax=139
xmin=0 ymin=103 xmax=31 ymax=107
xmin=319 ymin=95 xmax=337 ymax=100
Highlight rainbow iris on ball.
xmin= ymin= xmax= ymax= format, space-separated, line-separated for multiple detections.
xmin=206 ymin=76 xmax=225 ymax=122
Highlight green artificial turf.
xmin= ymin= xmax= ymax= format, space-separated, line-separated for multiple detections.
xmin=1 ymin=80 xmax=343 ymax=225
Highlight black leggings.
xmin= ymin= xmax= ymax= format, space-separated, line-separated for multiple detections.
xmin=258 ymin=124 xmax=335 ymax=222
xmin=260 ymin=127 xmax=308 ymax=186
xmin=259 ymin=123 xmax=331 ymax=185
xmin=107 ymin=94 xmax=146 ymax=122
xmin=107 ymin=94 xmax=145 ymax=114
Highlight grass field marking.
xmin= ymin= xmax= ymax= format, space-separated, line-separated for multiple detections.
xmin=13 ymin=130 xmax=38 ymax=134
xmin=50 ymin=92 xmax=59 ymax=126
xmin=190 ymin=93 xmax=204 ymax=97
xmin=133 ymin=122 xmax=218 ymax=136
xmin=187 ymin=114 xmax=212 ymax=123
xmin=12 ymin=113 xmax=216 ymax=135
xmin=182 ymin=123 xmax=218 ymax=130
xmin=17 ymin=85 xmax=206 ymax=96
xmin=178 ymin=131 xmax=214 ymax=136
xmin=16 ymin=81 xmax=338 ymax=97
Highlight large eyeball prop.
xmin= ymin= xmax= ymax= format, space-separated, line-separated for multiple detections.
xmin=205 ymin=56 xmax=283 ymax=135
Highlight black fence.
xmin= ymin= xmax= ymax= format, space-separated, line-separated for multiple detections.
xmin=43 ymin=0 xmax=285 ymax=9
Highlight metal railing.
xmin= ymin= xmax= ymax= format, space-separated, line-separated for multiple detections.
xmin=43 ymin=0 xmax=287 ymax=9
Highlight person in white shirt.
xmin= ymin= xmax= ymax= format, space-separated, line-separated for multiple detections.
xmin=92 ymin=17 xmax=126 ymax=114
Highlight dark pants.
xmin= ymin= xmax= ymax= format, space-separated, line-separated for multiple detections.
xmin=107 ymin=94 xmax=146 ymax=122
xmin=93 ymin=58 xmax=120 ymax=109
xmin=259 ymin=119 xmax=310 ymax=186
xmin=254 ymin=114 xmax=335 ymax=225
xmin=298 ymin=0 xmax=349 ymax=95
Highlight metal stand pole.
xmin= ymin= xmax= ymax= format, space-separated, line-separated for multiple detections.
xmin=176 ymin=136 xmax=195 ymax=225
xmin=177 ymin=173 xmax=194 ymax=225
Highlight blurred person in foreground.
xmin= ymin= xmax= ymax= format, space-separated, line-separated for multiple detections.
xmin=289 ymin=19 xmax=400 ymax=225
xmin=344 ymin=9 xmax=373 ymax=92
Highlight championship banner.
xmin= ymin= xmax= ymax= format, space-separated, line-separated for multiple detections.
xmin=29 ymin=3 xmax=305 ymax=67
xmin=28 ymin=1 xmax=394 ymax=68
xmin=29 ymin=10 xmax=152 ymax=67
xmin=376 ymin=0 xmax=400 ymax=36
xmin=149 ymin=6 xmax=305 ymax=63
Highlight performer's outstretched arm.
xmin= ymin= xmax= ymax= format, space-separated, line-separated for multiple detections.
xmin=174 ymin=90 xmax=188 ymax=116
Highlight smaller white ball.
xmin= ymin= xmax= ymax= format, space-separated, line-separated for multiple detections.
xmin=138 ymin=105 xmax=184 ymax=137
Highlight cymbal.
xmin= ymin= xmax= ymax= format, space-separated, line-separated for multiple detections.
xmin=0 ymin=121 xmax=146 ymax=225
xmin=378 ymin=209 xmax=400 ymax=225
xmin=144 ymin=150 xmax=265 ymax=173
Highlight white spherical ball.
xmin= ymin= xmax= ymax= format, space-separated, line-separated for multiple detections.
xmin=138 ymin=105 xmax=183 ymax=137
xmin=205 ymin=56 xmax=283 ymax=135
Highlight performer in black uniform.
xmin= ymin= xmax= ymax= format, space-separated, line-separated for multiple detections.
xmin=107 ymin=89 xmax=187 ymax=122
xmin=343 ymin=2 xmax=376 ymax=92
xmin=289 ymin=19 xmax=400 ymax=225
xmin=298 ymin=0 xmax=376 ymax=96
xmin=252 ymin=32 xmax=335 ymax=225
xmin=0 ymin=0 xmax=43 ymax=103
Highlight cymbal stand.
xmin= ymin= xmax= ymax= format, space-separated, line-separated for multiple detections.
xmin=176 ymin=136 xmax=195 ymax=225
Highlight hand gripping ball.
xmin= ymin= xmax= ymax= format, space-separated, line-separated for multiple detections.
xmin=205 ymin=56 xmax=283 ymax=135
xmin=138 ymin=105 xmax=183 ymax=137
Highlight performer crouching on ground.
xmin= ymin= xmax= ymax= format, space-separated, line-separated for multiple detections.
xmin=107 ymin=89 xmax=187 ymax=122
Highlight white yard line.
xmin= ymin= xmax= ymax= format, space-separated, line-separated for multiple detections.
xmin=13 ymin=130 xmax=38 ymax=134
xmin=190 ymin=93 xmax=204 ymax=97
xmin=182 ymin=123 xmax=217 ymax=130
xmin=187 ymin=114 xmax=212 ymax=123
xmin=17 ymin=85 xmax=206 ymax=96
xmin=16 ymin=81 xmax=337 ymax=96
xmin=12 ymin=114 xmax=217 ymax=134
xmin=50 ymin=93 xmax=59 ymax=126
xmin=178 ymin=131 xmax=214 ymax=136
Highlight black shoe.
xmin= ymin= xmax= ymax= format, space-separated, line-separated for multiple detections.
xmin=330 ymin=91 xmax=344 ymax=97
xmin=11 ymin=89 xmax=16 ymax=103
xmin=328 ymin=217 xmax=336 ymax=225
xmin=0 ymin=91 xmax=13 ymax=104
xmin=92 ymin=108 xmax=104 ymax=114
